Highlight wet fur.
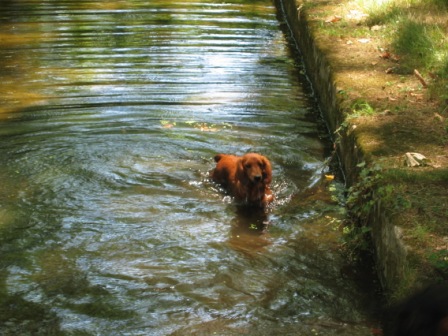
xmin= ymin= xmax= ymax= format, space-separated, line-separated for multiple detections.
xmin=211 ymin=153 xmax=273 ymax=207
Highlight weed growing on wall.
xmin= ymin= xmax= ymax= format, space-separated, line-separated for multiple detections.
xmin=342 ymin=162 xmax=394 ymax=256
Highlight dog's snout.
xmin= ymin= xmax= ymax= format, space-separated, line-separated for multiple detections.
xmin=254 ymin=175 xmax=262 ymax=182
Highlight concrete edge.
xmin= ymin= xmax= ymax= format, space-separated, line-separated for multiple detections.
xmin=275 ymin=0 xmax=409 ymax=295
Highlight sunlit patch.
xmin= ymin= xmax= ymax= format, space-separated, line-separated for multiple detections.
xmin=0 ymin=89 xmax=48 ymax=120
xmin=0 ymin=0 xmax=377 ymax=333
xmin=0 ymin=31 xmax=54 ymax=47
xmin=205 ymin=54 xmax=237 ymax=76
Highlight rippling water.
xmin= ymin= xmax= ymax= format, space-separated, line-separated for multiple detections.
xmin=0 ymin=0 xmax=379 ymax=335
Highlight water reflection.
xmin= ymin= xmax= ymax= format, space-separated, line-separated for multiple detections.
xmin=0 ymin=0 xmax=379 ymax=335
xmin=228 ymin=206 xmax=271 ymax=255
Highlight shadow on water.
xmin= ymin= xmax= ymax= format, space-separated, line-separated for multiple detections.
xmin=228 ymin=206 xmax=272 ymax=255
xmin=0 ymin=0 xmax=382 ymax=335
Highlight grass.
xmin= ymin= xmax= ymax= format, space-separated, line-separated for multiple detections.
xmin=351 ymin=100 xmax=376 ymax=117
xmin=299 ymin=0 xmax=448 ymax=301
xmin=312 ymin=0 xmax=448 ymax=100
xmin=357 ymin=0 xmax=448 ymax=99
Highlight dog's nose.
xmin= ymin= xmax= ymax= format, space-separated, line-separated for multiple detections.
xmin=254 ymin=175 xmax=262 ymax=182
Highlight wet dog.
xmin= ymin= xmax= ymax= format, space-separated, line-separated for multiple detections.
xmin=211 ymin=153 xmax=273 ymax=208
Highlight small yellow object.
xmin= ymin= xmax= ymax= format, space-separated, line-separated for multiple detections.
xmin=324 ymin=174 xmax=335 ymax=180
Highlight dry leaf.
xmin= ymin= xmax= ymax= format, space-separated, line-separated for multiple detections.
xmin=325 ymin=15 xmax=342 ymax=23
xmin=380 ymin=52 xmax=400 ymax=62
xmin=410 ymin=92 xmax=424 ymax=100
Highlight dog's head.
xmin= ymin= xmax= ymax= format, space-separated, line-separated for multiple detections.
xmin=237 ymin=153 xmax=272 ymax=185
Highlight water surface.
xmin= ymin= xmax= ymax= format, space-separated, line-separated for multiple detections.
xmin=0 ymin=0 xmax=378 ymax=335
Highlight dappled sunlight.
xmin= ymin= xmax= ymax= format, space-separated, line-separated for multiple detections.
xmin=306 ymin=0 xmax=448 ymax=152
xmin=300 ymin=0 xmax=448 ymax=301
xmin=0 ymin=0 xmax=382 ymax=334
xmin=0 ymin=32 xmax=50 ymax=46
xmin=0 ymin=89 xmax=49 ymax=120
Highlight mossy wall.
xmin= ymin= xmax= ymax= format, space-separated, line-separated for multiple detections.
xmin=276 ymin=0 xmax=407 ymax=293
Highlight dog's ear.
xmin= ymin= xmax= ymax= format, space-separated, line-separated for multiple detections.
xmin=261 ymin=157 xmax=272 ymax=184
xmin=236 ymin=158 xmax=250 ymax=185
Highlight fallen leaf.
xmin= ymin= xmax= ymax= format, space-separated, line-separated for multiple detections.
xmin=379 ymin=52 xmax=400 ymax=62
xmin=325 ymin=15 xmax=342 ymax=23
xmin=410 ymin=92 xmax=424 ymax=100
xmin=436 ymin=245 xmax=448 ymax=251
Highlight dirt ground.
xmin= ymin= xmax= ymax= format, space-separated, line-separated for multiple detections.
xmin=300 ymin=0 xmax=448 ymax=299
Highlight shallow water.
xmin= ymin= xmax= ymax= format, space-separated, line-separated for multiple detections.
xmin=0 ymin=0 xmax=379 ymax=335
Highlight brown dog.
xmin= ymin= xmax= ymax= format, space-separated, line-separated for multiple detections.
xmin=211 ymin=153 xmax=273 ymax=207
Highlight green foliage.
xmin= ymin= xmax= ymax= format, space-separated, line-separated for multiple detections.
xmin=342 ymin=162 xmax=395 ymax=255
xmin=428 ymin=250 xmax=448 ymax=277
xmin=333 ymin=100 xmax=375 ymax=142
xmin=393 ymin=20 xmax=435 ymax=69
xmin=334 ymin=101 xmax=376 ymax=138
xmin=342 ymin=224 xmax=372 ymax=256
xmin=408 ymin=223 xmax=430 ymax=243
xmin=351 ymin=100 xmax=376 ymax=117
xmin=346 ymin=162 xmax=386 ymax=218
xmin=357 ymin=0 xmax=448 ymax=99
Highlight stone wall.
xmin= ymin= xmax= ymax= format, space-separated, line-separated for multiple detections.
xmin=275 ymin=0 xmax=408 ymax=293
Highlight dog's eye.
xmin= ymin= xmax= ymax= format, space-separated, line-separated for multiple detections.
xmin=245 ymin=164 xmax=251 ymax=169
